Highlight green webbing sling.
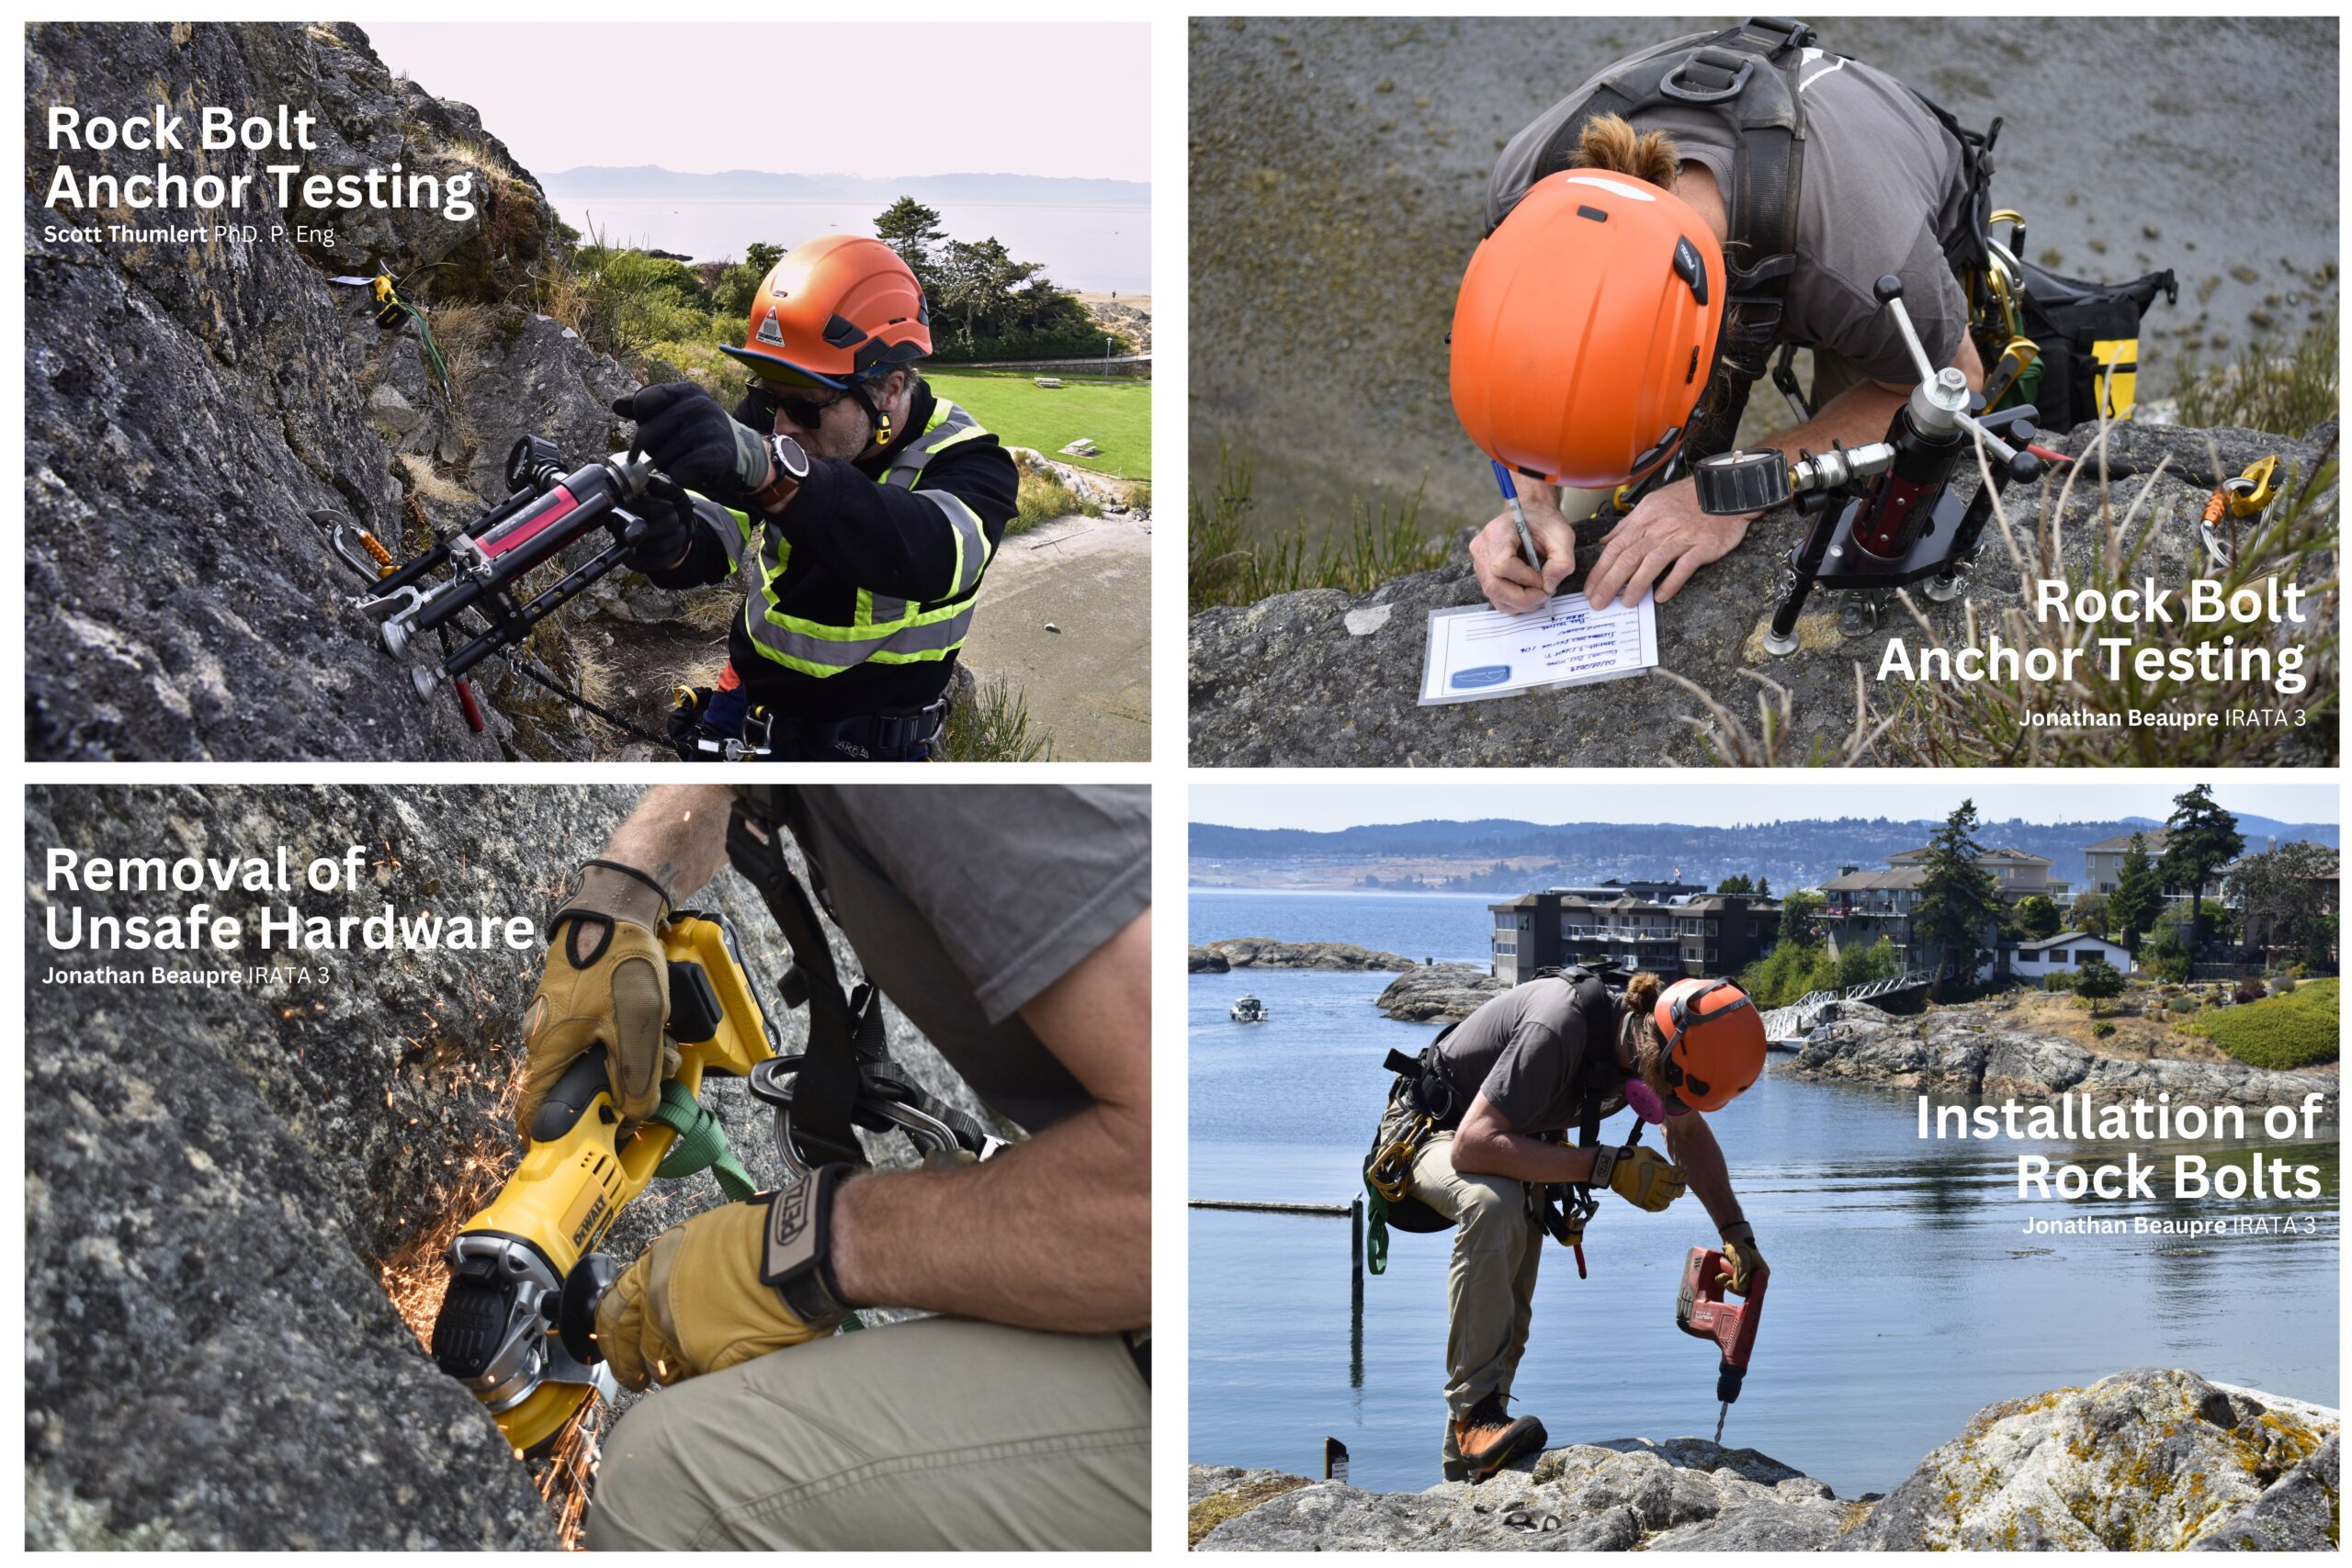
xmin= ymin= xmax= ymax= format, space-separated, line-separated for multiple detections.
xmin=650 ymin=1078 xmax=758 ymax=1201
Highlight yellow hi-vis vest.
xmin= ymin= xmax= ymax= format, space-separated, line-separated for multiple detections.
xmin=716 ymin=400 xmax=997 ymax=679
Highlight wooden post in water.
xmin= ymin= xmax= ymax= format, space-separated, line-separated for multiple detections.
xmin=1350 ymin=1196 xmax=1363 ymax=1277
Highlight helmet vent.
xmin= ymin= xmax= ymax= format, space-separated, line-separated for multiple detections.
xmin=822 ymin=313 xmax=869 ymax=348
xmin=1673 ymin=236 xmax=1710 ymax=307
xmin=1576 ymin=205 xmax=1609 ymax=223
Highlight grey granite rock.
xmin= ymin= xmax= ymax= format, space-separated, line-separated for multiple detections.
xmin=26 ymin=784 xmax=993 ymax=1548
xmin=1788 ymin=1003 xmax=2336 ymax=1109
xmin=1190 ymin=421 xmax=2335 ymax=768
xmin=1192 ymin=1373 xmax=2338 ymax=1552
xmin=24 ymin=24 xmax=638 ymax=761
xmin=1377 ymin=964 xmax=1508 ymax=1021
xmin=1839 ymin=1370 xmax=2340 ymax=1551
xmin=1203 ymin=938 xmax=1419 ymax=971
xmin=2188 ymin=1431 xmax=2341 ymax=1551
xmin=1192 ymin=1438 xmax=1849 ymax=1551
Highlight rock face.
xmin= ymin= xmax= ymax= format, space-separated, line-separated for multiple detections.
xmin=1788 ymin=1005 xmax=2339 ymax=1108
xmin=1841 ymin=1371 xmax=2339 ymax=1551
xmin=1189 ymin=944 xmax=1232 ymax=973
xmin=26 ymin=23 xmax=643 ymax=761
xmin=1007 ymin=445 xmax=1148 ymax=518
xmin=1199 ymin=938 xmax=1419 ymax=971
xmin=1376 ymin=964 xmax=1506 ymax=1021
xmin=1192 ymin=1439 xmax=1855 ymax=1551
xmin=1189 ymin=420 xmax=2336 ymax=768
xmin=25 ymin=784 xmax=993 ymax=1548
xmin=1192 ymin=1371 xmax=2339 ymax=1552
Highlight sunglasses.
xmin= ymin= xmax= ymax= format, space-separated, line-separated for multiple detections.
xmin=750 ymin=382 xmax=850 ymax=429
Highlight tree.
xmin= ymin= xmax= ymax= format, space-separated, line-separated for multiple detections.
xmin=1914 ymin=799 xmax=2004 ymax=993
xmin=1716 ymin=874 xmax=1755 ymax=896
xmin=2160 ymin=784 xmax=2245 ymax=957
xmin=2013 ymin=894 xmax=2063 ymax=941
xmin=1836 ymin=935 xmax=1902 ymax=989
xmin=1740 ymin=940 xmax=1819 ymax=1009
xmin=2070 ymin=891 xmax=2110 ymax=941
xmin=2073 ymin=957 xmax=2124 ymax=1017
xmin=873 ymin=199 xmax=945 ymax=292
xmin=1757 ymin=876 xmax=1771 ymax=898
xmin=1778 ymin=888 xmax=1826 ymax=950
xmin=2225 ymin=840 xmax=2338 ymax=970
xmin=710 ymin=241 xmax=790 ymax=321
xmin=2142 ymin=907 xmax=2196 ymax=982
xmin=2109 ymin=833 xmax=2163 ymax=953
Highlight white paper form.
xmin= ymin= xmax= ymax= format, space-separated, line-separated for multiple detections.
xmin=1417 ymin=591 xmax=1657 ymax=705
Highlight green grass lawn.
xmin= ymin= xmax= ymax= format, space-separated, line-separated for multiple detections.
xmin=924 ymin=370 xmax=1151 ymax=481
xmin=2177 ymin=977 xmax=2339 ymax=1070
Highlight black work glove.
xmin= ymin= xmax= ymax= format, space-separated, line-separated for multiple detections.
xmin=626 ymin=476 xmax=696 ymax=573
xmin=612 ymin=382 xmax=770 ymax=502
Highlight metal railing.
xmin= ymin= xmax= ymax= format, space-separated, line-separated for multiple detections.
xmin=1761 ymin=968 xmax=1938 ymax=1043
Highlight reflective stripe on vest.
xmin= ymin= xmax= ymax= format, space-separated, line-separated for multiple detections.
xmin=733 ymin=399 xmax=998 ymax=679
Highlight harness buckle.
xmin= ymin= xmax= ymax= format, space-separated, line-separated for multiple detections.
xmin=1660 ymin=49 xmax=1756 ymax=105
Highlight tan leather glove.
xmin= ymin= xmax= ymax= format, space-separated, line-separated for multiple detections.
xmin=1591 ymin=1143 xmax=1687 ymax=1212
xmin=1719 ymin=1221 xmax=1767 ymax=1296
xmin=594 ymin=1199 xmax=841 ymax=1389
xmin=516 ymin=870 xmax=676 ymax=1139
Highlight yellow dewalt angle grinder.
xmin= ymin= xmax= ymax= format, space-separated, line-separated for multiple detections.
xmin=428 ymin=912 xmax=775 ymax=1453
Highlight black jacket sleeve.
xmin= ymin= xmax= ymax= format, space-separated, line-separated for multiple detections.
xmin=767 ymin=438 xmax=1021 ymax=602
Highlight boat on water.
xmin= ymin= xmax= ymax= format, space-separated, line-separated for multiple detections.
xmin=1230 ymin=994 xmax=1269 ymax=1023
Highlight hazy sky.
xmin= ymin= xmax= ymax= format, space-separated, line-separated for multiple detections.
xmin=1191 ymin=775 xmax=2340 ymax=830
xmin=359 ymin=24 xmax=1149 ymax=182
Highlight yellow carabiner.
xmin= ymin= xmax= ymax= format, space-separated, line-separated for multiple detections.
xmin=2227 ymin=455 xmax=2280 ymax=519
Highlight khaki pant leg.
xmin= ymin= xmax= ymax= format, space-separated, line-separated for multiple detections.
xmin=1407 ymin=1131 xmax=1532 ymax=1420
xmin=1496 ymin=1212 xmax=1545 ymax=1404
xmin=584 ymin=1314 xmax=1149 ymax=1551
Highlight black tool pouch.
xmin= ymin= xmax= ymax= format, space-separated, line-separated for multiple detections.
xmin=2018 ymin=260 xmax=2177 ymax=431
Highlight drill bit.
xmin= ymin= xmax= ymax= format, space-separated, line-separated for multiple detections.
xmin=1714 ymin=1402 xmax=1728 ymax=1445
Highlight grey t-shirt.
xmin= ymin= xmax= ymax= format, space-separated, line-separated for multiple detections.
xmin=786 ymin=784 xmax=1150 ymax=1134
xmin=1437 ymin=976 xmax=1627 ymax=1136
xmin=1487 ymin=34 xmax=1973 ymax=384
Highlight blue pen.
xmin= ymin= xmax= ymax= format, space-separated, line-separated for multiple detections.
xmin=1490 ymin=460 xmax=1543 ymax=572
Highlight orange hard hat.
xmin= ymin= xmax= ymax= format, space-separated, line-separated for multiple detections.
xmin=722 ymin=234 xmax=932 ymax=389
xmin=1450 ymin=171 xmax=1724 ymax=491
xmin=1654 ymin=977 xmax=1765 ymax=1112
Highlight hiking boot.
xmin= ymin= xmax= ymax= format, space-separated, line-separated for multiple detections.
xmin=1450 ymin=1393 xmax=1547 ymax=1481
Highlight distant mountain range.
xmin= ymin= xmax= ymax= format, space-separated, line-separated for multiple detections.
xmin=541 ymin=167 xmax=1148 ymax=206
xmin=1188 ymin=815 xmax=2339 ymax=893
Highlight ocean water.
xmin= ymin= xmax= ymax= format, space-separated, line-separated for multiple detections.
xmin=548 ymin=197 xmax=1151 ymax=295
xmin=1188 ymin=891 xmax=2341 ymax=1497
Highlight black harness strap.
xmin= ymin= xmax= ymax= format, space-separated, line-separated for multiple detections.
xmin=1537 ymin=17 xmax=1815 ymax=468
xmin=725 ymin=791 xmax=989 ymax=1167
